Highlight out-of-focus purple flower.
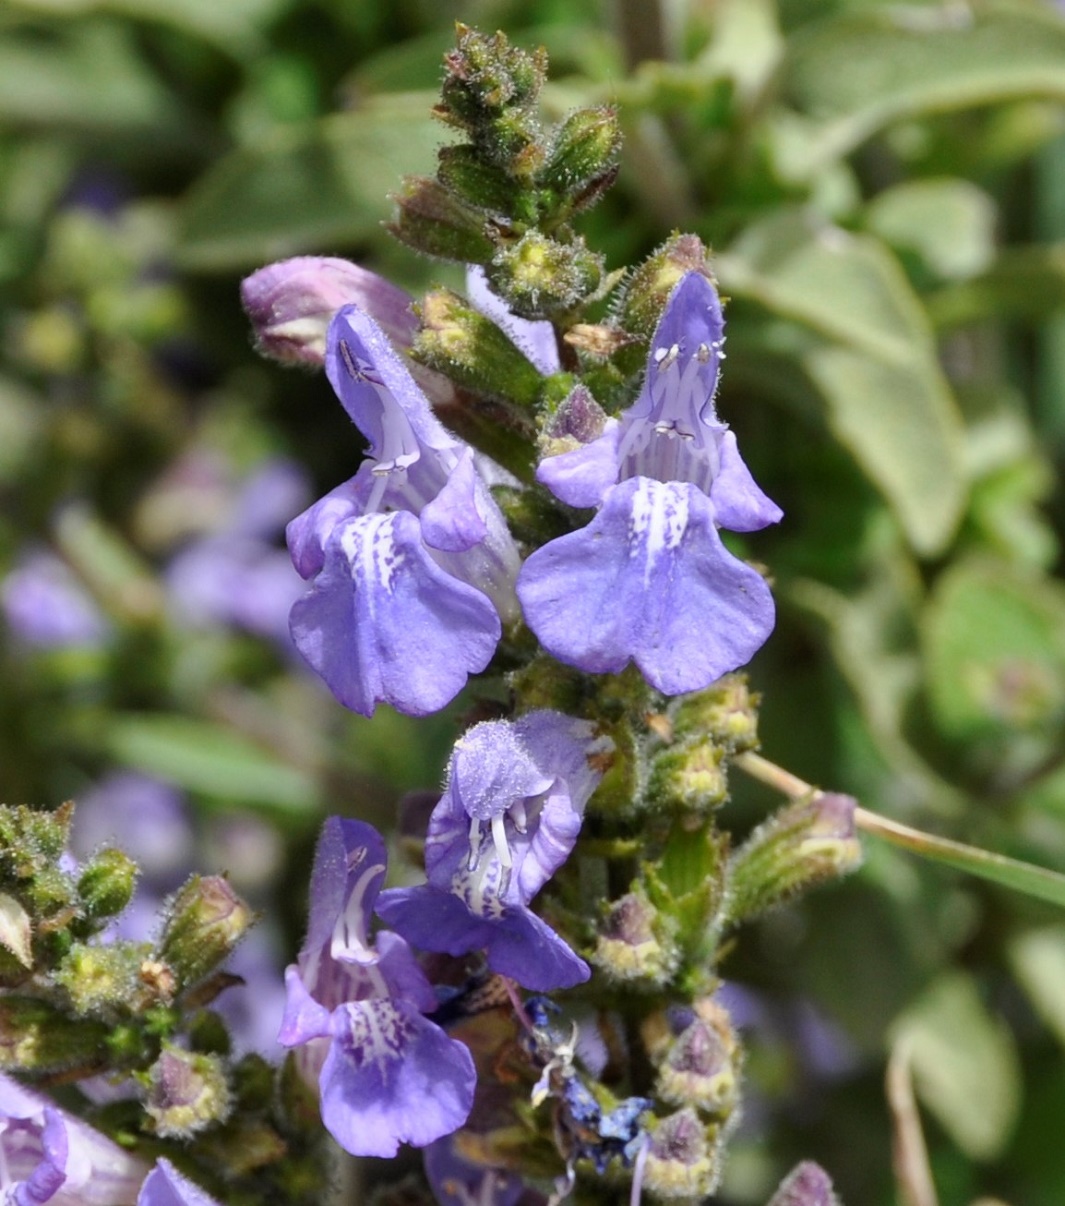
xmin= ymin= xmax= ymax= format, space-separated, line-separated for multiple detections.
xmin=279 ymin=817 xmax=475 ymax=1157
xmin=424 ymin=1136 xmax=532 ymax=1206
xmin=1 ymin=550 xmax=109 ymax=649
xmin=517 ymin=272 xmax=781 ymax=696
xmin=71 ymin=772 xmax=191 ymax=894
xmin=136 ymin=1159 xmax=221 ymax=1206
xmin=0 ymin=1071 xmax=149 ymax=1205
xmin=465 ymin=266 xmax=561 ymax=377
xmin=286 ymin=305 xmax=521 ymax=717
xmin=376 ymin=712 xmax=608 ymax=991
xmin=241 ymin=256 xmax=420 ymax=367
xmin=213 ymin=925 xmax=287 ymax=1061
xmin=165 ymin=458 xmax=310 ymax=644
xmin=765 ymin=1160 xmax=840 ymax=1206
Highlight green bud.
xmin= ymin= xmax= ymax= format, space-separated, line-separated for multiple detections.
xmin=726 ymin=793 xmax=863 ymax=925
xmin=538 ymin=106 xmax=622 ymax=215
xmin=0 ymin=802 xmax=73 ymax=876
xmin=388 ymin=176 xmax=496 ymax=264
xmin=55 ymin=942 xmax=144 ymax=1016
xmin=647 ymin=736 xmax=728 ymax=818
xmin=617 ymin=234 xmax=713 ymax=346
xmin=487 ymin=231 xmax=602 ymax=320
xmin=655 ymin=1000 xmax=740 ymax=1120
xmin=593 ymin=887 xmax=679 ymax=988
xmin=642 ymin=1108 xmax=721 ymax=1201
xmin=0 ymin=995 xmax=109 ymax=1074
xmin=158 ymin=875 xmax=255 ymax=991
xmin=413 ymin=288 xmax=547 ymax=409
xmin=146 ymin=1045 xmax=232 ymax=1138
xmin=437 ymin=145 xmax=527 ymax=220
xmin=77 ymin=848 xmax=137 ymax=920
xmin=671 ymin=674 xmax=760 ymax=753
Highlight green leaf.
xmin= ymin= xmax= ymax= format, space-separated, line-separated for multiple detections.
xmin=922 ymin=556 xmax=1065 ymax=742
xmin=1008 ymin=926 xmax=1065 ymax=1049
xmin=864 ymin=178 xmax=996 ymax=281
xmin=928 ymin=243 xmax=1065 ymax=328
xmin=891 ymin=970 xmax=1021 ymax=1160
xmin=719 ymin=211 xmax=966 ymax=555
xmin=8 ymin=0 xmax=285 ymax=56
xmin=106 ymin=713 xmax=320 ymax=816
xmin=0 ymin=22 xmax=184 ymax=135
xmin=176 ymin=93 xmax=443 ymax=271
xmin=785 ymin=4 xmax=1065 ymax=163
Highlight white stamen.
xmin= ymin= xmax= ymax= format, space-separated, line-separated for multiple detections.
xmin=467 ymin=818 xmax=482 ymax=871
xmin=492 ymin=812 xmax=512 ymax=868
xmin=510 ymin=798 xmax=528 ymax=834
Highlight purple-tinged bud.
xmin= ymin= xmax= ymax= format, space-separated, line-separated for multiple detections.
xmin=726 ymin=793 xmax=863 ymax=925
xmin=158 ymin=875 xmax=255 ymax=991
xmin=593 ymin=889 xmax=679 ymax=988
xmin=656 ymin=1000 xmax=740 ymax=1120
xmin=542 ymin=383 xmax=608 ymax=456
xmin=766 ymin=1160 xmax=841 ymax=1206
xmin=146 ymin=1045 xmax=232 ymax=1138
xmin=241 ymin=256 xmax=418 ymax=367
xmin=388 ymin=176 xmax=497 ymax=264
xmin=641 ymin=1108 xmax=720 ymax=1200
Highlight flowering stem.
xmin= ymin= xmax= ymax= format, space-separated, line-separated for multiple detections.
xmin=734 ymin=751 xmax=1065 ymax=909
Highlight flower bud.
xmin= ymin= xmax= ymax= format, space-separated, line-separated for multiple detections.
xmin=413 ymin=288 xmax=546 ymax=408
xmin=487 ymin=231 xmax=602 ymax=319
xmin=55 ymin=942 xmax=143 ymax=1016
xmin=541 ymin=383 xmax=608 ymax=456
xmin=593 ymin=889 xmax=679 ymax=988
xmin=158 ymin=875 xmax=255 ymax=991
xmin=437 ymin=144 xmax=521 ymax=217
xmin=641 ymin=1108 xmax=720 ymax=1200
xmin=0 ymin=995 xmax=109 ymax=1073
xmin=388 ymin=176 xmax=497 ymax=264
xmin=617 ymin=234 xmax=712 ymax=344
xmin=77 ymin=848 xmax=137 ymax=920
xmin=671 ymin=674 xmax=761 ymax=753
xmin=241 ymin=256 xmax=418 ymax=367
xmin=539 ymin=106 xmax=622 ymax=214
xmin=647 ymin=737 xmax=729 ymax=818
xmin=766 ymin=1160 xmax=841 ymax=1206
xmin=146 ymin=1045 xmax=232 ymax=1138
xmin=656 ymin=1000 xmax=740 ymax=1120
xmin=0 ymin=893 xmax=33 ymax=969
xmin=726 ymin=793 xmax=863 ymax=925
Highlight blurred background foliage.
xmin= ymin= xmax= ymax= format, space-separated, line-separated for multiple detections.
xmin=2 ymin=0 xmax=1065 ymax=1202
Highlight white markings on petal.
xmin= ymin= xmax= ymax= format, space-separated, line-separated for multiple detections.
xmin=346 ymin=999 xmax=415 ymax=1074
xmin=340 ymin=513 xmax=406 ymax=596
xmin=628 ymin=480 xmax=689 ymax=583
xmin=330 ymin=846 xmax=385 ymax=966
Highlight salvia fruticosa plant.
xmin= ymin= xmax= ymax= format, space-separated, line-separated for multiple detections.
xmin=4 ymin=12 xmax=1065 ymax=1206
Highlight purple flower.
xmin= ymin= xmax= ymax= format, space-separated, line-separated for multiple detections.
xmin=0 ymin=1072 xmax=149 ymax=1204
xmin=278 ymin=817 xmax=475 ymax=1157
xmin=1 ymin=550 xmax=108 ymax=649
xmin=286 ymin=304 xmax=521 ymax=717
xmin=517 ymin=272 xmax=781 ymax=696
xmin=424 ymin=1136 xmax=533 ymax=1206
xmin=136 ymin=1159 xmax=221 ymax=1206
xmin=376 ymin=712 xmax=608 ymax=992
xmin=765 ymin=1160 xmax=840 ymax=1206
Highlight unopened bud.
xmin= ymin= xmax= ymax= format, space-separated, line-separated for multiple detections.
xmin=642 ymin=1108 xmax=720 ymax=1201
xmin=657 ymin=1000 xmax=740 ymax=1120
xmin=437 ymin=144 xmax=521 ymax=217
xmin=726 ymin=793 xmax=863 ymax=925
xmin=241 ymin=256 xmax=417 ymax=367
xmin=539 ymin=106 xmax=621 ymax=214
xmin=158 ymin=875 xmax=254 ymax=991
xmin=541 ymin=383 xmax=608 ymax=455
xmin=618 ymin=234 xmax=713 ymax=344
xmin=647 ymin=737 xmax=728 ymax=817
xmin=487 ymin=231 xmax=602 ymax=320
xmin=0 ymin=995 xmax=109 ymax=1073
xmin=594 ymin=889 xmax=678 ymax=988
xmin=671 ymin=674 xmax=761 ymax=754
xmin=0 ymin=893 xmax=33 ymax=969
xmin=77 ymin=848 xmax=137 ymax=920
xmin=389 ymin=176 xmax=496 ymax=264
xmin=146 ymin=1045 xmax=232 ymax=1137
xmin=55 ymin=942 xmax=143 ymax=1015
xmin=766 ymin=1161 xmax=841 ymax=1206
xmin=413 ymin=288 xmax=546 ymax=408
